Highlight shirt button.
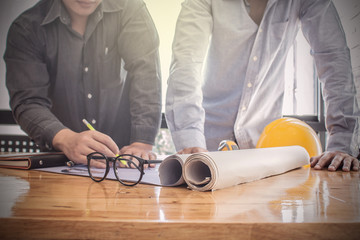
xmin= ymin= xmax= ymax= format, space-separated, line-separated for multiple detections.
xmin=91 ymin=119 xmax=96 ymax=124
xmin=253 ymin=56 xmax=258 ymax=62
xmin=84 ymin=67 xmax=89 ymax=72
xmin=247 ymin=82 xmax=252 ymax=88
xmin=241 ymin=106 xmax=247 ymax=111
xmin=87 ymin=93 xmax=92 ymax=99
xmin=259 ymin=28 xmax=263 ymax=33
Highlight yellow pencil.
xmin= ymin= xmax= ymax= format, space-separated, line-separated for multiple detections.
xmin=82 ymin=119 xmax=95 ymax=130
xmin=82 ymin=119 xmax=127 ymax=166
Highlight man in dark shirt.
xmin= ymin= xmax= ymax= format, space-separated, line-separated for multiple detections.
xmin=4 ymin=0 xmax=162 ymax=164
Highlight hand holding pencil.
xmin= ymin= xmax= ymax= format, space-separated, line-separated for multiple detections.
xmin=82 ymin=119 xmax=156 ymax=168
xmin=52 ymin=120 xmax=119 ymax=167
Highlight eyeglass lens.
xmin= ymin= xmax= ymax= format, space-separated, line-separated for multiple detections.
xmin=88 ymin=152 xmax=108 ymax=181
xmin=114 ymin=155 xmax=143 ymax=186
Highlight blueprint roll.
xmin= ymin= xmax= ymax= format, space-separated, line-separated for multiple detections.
xmin=158 ymin=154 xmax=189 ymax=186
xmin=182 ymin=146 xmax=310 ymax=191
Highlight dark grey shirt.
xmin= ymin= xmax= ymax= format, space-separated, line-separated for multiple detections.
xmin=4 ymin=0 xmax=162 ymax=150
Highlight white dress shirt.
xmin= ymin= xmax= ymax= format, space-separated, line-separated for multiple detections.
xmin=166 ymin=0 xmax=359 ymax=157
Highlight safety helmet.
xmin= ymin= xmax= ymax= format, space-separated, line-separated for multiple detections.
xmin=256 ymin=117 xmax=322 ymax=158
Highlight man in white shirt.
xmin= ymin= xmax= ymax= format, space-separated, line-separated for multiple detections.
xmin=165 ymin=0 xmax=359 ymax=171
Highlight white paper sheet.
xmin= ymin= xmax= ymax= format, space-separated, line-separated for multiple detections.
xmin=37 ymin=164 xmax=163 ymax=186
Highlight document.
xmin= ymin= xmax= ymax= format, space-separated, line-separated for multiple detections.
xmin=36 ymin=146 xmax=309 ymax=191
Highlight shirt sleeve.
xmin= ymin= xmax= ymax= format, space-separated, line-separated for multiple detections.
xmin=4 ymin=18 xmax=66 ymax=151
xmin=118 ymin=0 xmax=162 ymax=145
xmin=165 ymin=0 xmax=213 ymax=151
xmin=300 ymin=0 xmax=360 ymax=157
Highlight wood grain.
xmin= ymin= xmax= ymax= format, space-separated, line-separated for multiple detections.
xmin=0 ymin=167 xmax=359 ymax=239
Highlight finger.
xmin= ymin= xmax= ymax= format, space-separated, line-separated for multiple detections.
xmin=71 ymin=153 xmax=88 ymax=165
xmin=88 ymin=139 xmax=118 ymax=158
xmin=124 ymin=155 xmax=140 ymax=169
xmin=118 ymin=148 xmax=139 ymax=169
xmin=118 ymin=146 xmax=129 ymax=155
xmin=310 ymin=155 xmax=321 ymax=167
xmin=91 ymin=131 xmax=119 ymax=156
xmin=353 ymin=159 xmax=359 ymax=171
xmin=78 ymin=145 xmax=104 ymax=164
xmin=340 ymin=156 xmax=353 ymax=172
xmin=177 ymin=150 xmax=185 ymax=154
xmin=328 ymin=155 xmax=344 ymax=172
xmin=85 ymin=152 xmax=108 ymax=169
xmin=314 ymin=153 xmax=334 ymax=170
xmin=70 ymin=147 xmax=94 ymax=165
xmin=141 ymin=152 xmax=157 ymax=169
xmin=137 ymin=152 xmax=148 ymax=169
xmin=114 ymin=157 xmax=127 ymax=168
xmin=119 ymin=146 xmax=135 ymax=156
xmin=89 ymin=159 xmax=107 ymax=169
xmin=177 ymin=148 xmax=193 ymax=154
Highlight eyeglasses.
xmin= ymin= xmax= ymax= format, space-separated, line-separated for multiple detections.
xmin=86 ymin=152 xmax=162 ymax=186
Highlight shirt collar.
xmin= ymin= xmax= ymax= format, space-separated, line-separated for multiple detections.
xmin=41 ymin=0 xmax=123 ymax=26
xmin=101 ymin=0 xmax=124 ymax=13
xmin=41 ymin=0 xmax=70 ymax=26
xmin=223 ymin=0 xmax=277 ymax=4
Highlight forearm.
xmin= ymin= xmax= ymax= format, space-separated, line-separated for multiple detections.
xmin=301 ymin=0 xmax=360 ymax=156
xmin=314 ymin=35 xmax=359 ymax=157
xmin=165 ymin=0 xmax=212 ymax=151
xmin=13 ymin=103 xmax=66 ymax=150
xmin=119 ymin=0 xmax=162 ymax=145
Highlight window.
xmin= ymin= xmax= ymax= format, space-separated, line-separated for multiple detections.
xmin=144 ymin=0 xmax=183 ymax=110
xmin=283 ymin=30 xmax=318 ymax=116
xmin=283 ymin=29 xmax=326 ymax=148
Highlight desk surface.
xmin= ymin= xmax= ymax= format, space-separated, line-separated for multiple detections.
xmin=0 ymin=167 xmax=359 ymax=240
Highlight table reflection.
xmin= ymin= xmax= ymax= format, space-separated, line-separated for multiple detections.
xmin=0 ymin=168 xmax=359 ymax=224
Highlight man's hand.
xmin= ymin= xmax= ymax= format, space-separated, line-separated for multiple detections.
xmin=310 ymin=151 xmax=359 ymax=172
xmin=177 ymin=147 xmax=208 ymax=154
xmin=52 ymin=128 xmax=119 ymax=166
xmin=119 ymin=142 xmax=157 ymax=168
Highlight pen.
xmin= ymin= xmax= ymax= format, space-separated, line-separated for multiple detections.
xmin=82 ymin=119 xmax=127 ymax=166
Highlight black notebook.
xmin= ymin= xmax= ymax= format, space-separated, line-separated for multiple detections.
xmin=0 ymin=152 xmax=69 ymax=170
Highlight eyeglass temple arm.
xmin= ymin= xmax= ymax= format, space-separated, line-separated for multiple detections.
xmin=90 ymin=154 xmax=162 ymax=164
xmin=144 ymin=160 xmax=163 ymax=164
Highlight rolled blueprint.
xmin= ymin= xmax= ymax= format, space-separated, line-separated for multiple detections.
xmin=182 ymin=146 xmax=310 ymax=191
xmin=158 ymin=154 xmax=189 ymax=186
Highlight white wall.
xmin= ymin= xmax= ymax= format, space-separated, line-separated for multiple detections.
xmin=0 ymin=0 xmax=38 ymax=135
xmin=0 ymin=0 xmax=39 ymax=110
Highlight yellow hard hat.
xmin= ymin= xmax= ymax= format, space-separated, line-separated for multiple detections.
xmin=256 ymin=117 xmax=322 ymax=158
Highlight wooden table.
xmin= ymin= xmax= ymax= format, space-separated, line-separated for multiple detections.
xmin=0 ymin=167 xmax=359 ymax=240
